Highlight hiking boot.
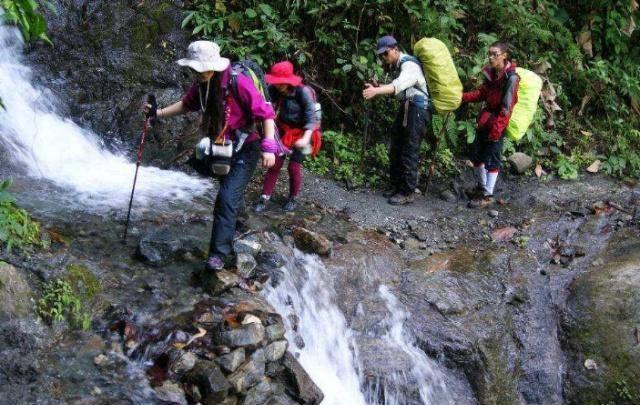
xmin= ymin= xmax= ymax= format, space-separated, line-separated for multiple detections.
xmin=467 ymin=196 xmax=495 ymax=209
xmin=253 ymin=196 xmax=269 ymax=213
xmin=388 ymin=192 xmax=415 ymax=205
xmin=204 ymin=255 xmax=225 ymax=272
xmin=382 ymin=187 xmax=398 ymax=198
xmin=282 ymin=198 xmax=298 ymax=212
xmin=465 ymin=185 xmax=485 ymax=200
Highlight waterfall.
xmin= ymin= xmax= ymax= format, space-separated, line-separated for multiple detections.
xmin=263 ymin=250 xmax=454 ymax=405
xmin=0 ymin=20 xmax=209 ymax=211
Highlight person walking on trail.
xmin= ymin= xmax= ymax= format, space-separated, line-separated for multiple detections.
xmin=462 ymin=41 xmax=519 ymax=209
xmin=253 ymin=61 xmax=322 ymax=213
xmin=362 ymin=35 xmax=432 ymax=206
xmin=144 ymin=41 xmax=277 ymax=271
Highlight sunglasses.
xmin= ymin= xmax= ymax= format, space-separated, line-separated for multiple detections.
xmin=378 ymin=50 xmax=390 ymax=59
xmin=487 ymin=51 xmax=503 ymax=58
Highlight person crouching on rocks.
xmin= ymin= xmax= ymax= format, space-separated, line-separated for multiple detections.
xmin=462 ymin=41 xmax=519 ymax=209
xmin=253 ymin=61 xmax=322 ymax=213
xmin=363 ymin=35 xmax=433 ymax=205
xmin=143 ymin=41 xmax=277 ymax=272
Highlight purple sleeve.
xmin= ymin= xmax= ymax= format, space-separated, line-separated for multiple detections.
xmin=235 ymin=74 xmax=276 ymax=121
xmin=181 ymin=81 xmax=200 ymax=112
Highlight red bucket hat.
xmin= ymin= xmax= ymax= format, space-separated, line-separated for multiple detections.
xmin=265 ymin=61 xmax=303 ymax=86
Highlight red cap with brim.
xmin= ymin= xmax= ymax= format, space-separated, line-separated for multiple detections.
xmin=265 ymin=61 xmax=303 ymax=86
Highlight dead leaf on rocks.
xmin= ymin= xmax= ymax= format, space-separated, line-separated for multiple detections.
xmin=491 ymin=227 xmax=517 ymax=242
xmin=183 ymin=327 xmax=206 ymax=348
xmin=576 ymin=30 xmax=593 ymax=57
xmin=586 ymin=160 xmax=601 ymax=173
xmin=534 ymin=164 xmax=546 ymax=178
xmin=426 ymin=258 xmax=449 ymax=273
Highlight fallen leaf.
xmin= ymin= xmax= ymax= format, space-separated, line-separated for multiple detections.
xmin=491 ymin=227 xmax=518 ymax=242
xmin=579 ymin=130 xmax=593 ymax=137
xmin=497 ymin=198 xmax=507 ymax=205
xmin=576 ymin=30 xmax=593 ymax=57
xmin=622 ymin=16 xmax=636 ymax=37
xmin=184 ymin=327 xmax=207 ymax=348
xmin=535 ymin=164 xmax=543 ymax=178
xmin=586 ymin=160 xmax=601 ymax=173
xmin=223 ymin=312 xmax=241 ymax=329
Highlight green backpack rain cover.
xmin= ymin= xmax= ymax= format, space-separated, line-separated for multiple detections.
xmin=506 ymin=67 xmax=543 ymax=141
xmin=413 ymin=38 xmax=463 ymax=114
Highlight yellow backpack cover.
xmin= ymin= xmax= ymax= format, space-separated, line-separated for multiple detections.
xmin=413 ymin=38 xmax=463 ymax=114
xmin=506 ymin=67 xmax=543 ymax=141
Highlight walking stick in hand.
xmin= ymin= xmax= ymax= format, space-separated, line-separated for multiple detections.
xmin=123 ymin=94 xmax=156 ymax=241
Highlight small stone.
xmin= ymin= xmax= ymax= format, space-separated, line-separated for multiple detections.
xmin=155 ymin=381 xmax=187 ymax=405
xmin=294 ymin=335 xmax=305 ymax=349
xmin=243 ymin=379 xmax=273 ymax=405
xmin=215 ymin=348 xmax=246 ymax=374
xmin=227 ymin=353 xmax=266 ymax=393
xmin=233 ymin=239 xmax=262 ymax=256
xmin=292 ymin=227 xmax=332 ymax=256
xmin=185 ymin=361 xmax=230 ymax=403
xmin=171 ymin=351 xmax=197 ymax=374
xmin=93 ymin=354 xmax=108 ymax=367
xmin=439 ymin=190 xmax=457 ymax=203
xmin=265 ymin=340 xmax=288 ymax=362
xmin=584 ymin=358 xmax=598 ymax=371
xmin=91 ymin=387 xmax=102 ymax=395
xmin=488 ymin=210 xmax=499 ymax=218
xmin=591 ymin=258 xmax=604 ymax=266
xmin=242 ymin=314 xmax=262 ymax=325
xmin=507 ymin=152 xmax=533 ymax=174
xmin=217 ymin=323 xmax=265 ymax=348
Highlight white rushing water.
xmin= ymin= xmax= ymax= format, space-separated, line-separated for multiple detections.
xmin=0 ymin=21 xmax=210 ymax=211
xmin=264 ymin=250 xmax=454 ymax=405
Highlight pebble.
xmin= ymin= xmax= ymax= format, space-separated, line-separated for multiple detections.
xmin=488 ymin=210 xmax=499 ymax=218
xmin=584 ymin=358 xmax=598 ymax=371
xmin=93 ymin=354 xmax=108 ymax=367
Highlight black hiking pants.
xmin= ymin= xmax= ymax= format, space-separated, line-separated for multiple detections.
xmin=389 ymin=99 xmax=432 ymax=195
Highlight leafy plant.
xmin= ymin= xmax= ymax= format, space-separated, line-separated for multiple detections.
xmin=0 ymin=179 xmax=44 ymax=252
xmin=36 ymin=279 xmax=91 ymax=330
xmin=555 ymin=155 xmax=579 ymax=180
xmin=1 ymin=0 xmax=56 ymax=44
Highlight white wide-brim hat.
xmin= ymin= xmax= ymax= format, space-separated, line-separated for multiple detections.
xmin=177 ymin=41 xmax=230 ymax=72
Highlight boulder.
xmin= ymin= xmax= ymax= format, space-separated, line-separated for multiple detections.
xmin=227 ymin=349 xmax=266 ymax=393
xmin=272 ymin=352 xmax=323 ymax=404
xmin=155 ymin=381 xmax=187 ymax=405
xmin=0 ymin=262 xmax=34 ymax=319
xmin=264 ymin=340 xmax=288 ymax=362
xmin=292 ymin=227 xmax=332 ymax=256
xmin=236 ymin=253 xmax=257 ymax=279
xmin=234 ymin=239 xmax=262 ymax=256
xmin=507 ymin=152 xmax=533 ymax=174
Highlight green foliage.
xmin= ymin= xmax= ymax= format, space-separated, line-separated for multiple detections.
xmin=181 ymin=0 xmax=640 ymax=180
xmin=36 ymin=279 xmax=91 ymax=330
xmin=0 ymin=179 xmax=44 ymax=252
xmin=1 ymin=0 xmax=55 ymax=44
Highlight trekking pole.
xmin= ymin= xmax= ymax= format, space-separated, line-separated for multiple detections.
xmin=425 ymin=111 xmax=452 ymax=189
xmin=123 ymin=94 xmax=155 ymax=241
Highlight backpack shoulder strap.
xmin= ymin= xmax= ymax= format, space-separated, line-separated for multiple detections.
xmin=398 ymin=55 xmax=429 ymax=99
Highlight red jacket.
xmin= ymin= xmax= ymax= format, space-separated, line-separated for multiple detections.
xmin=462 ymin=61 xmax=520 ymax=141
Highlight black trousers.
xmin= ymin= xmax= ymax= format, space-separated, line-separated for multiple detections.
xmin=471 ymin=128 xmax=504 ymax=171
xmin=389 ymin=102 xmax=432 ymax=194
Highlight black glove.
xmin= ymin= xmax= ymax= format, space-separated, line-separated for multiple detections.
xmin=144 ymin=94 xmax=157 ymax=120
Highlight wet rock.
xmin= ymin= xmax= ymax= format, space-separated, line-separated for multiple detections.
xmin=562 ymin=230 xmax=640 ymax=403
xmin=186 ymin=361 xmax=230 ymax=404
xmin=93 ymin=354 xmax=108 ymax=367
xmin=0 ymin=262 xmax=34 ymax=318
xmin=265 ymin=322 xmax=286 ymax=342
xmin=234 ymin=239 xmax=262 ymax=256
xmin=292 ymin=227 xmax=332 ymax=256
xmin=488 ymin=210 xmax=499 ymax=218
xmin=217 ymin=323 xmax=265 ymax=349
xmin=265 ymin=340 xmax=288 ymax=362
xmin=215 ymin=348 xmax=245 ymax=374
xmin=155 ymin=381 xmax=187 ymax=405
xmin=236 ymin=253 xmax=257 ymax=279
xmin=136 ymin=227 xmax=183 ymax=266
xmin=272 ymin=352 xmax=323 ymax=404
xmin=171 ymin=351 xmax=197 ymax=374
xmin=507 ymin=152 xmax=533 ymax=174
xmin=201 ymin=270 xmax=241 ymax=295
xmin=242 ymin=379 xmax=273 ymax=405
xmin=227 ymin=349 xmax=266 ymax=393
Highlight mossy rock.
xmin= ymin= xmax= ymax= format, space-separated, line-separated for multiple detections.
xmin=562 ymin=230 xmax=640 ymax=404
xmin=0 ymin=261 xmax=34 ymax=319
xmin=64 ymin=264 xmax=102 ymax=304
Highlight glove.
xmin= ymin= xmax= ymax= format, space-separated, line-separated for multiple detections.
xmin=144 ymin=94 xmax=157 ymax=120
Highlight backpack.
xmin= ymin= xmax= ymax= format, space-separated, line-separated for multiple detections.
xmin=229 ymin=60 xmax=271 ymax=122
xmin=413 ymin=37 xmax=463 ymax=114
xmin=505 ymin=67 xmax=543 ymax=141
